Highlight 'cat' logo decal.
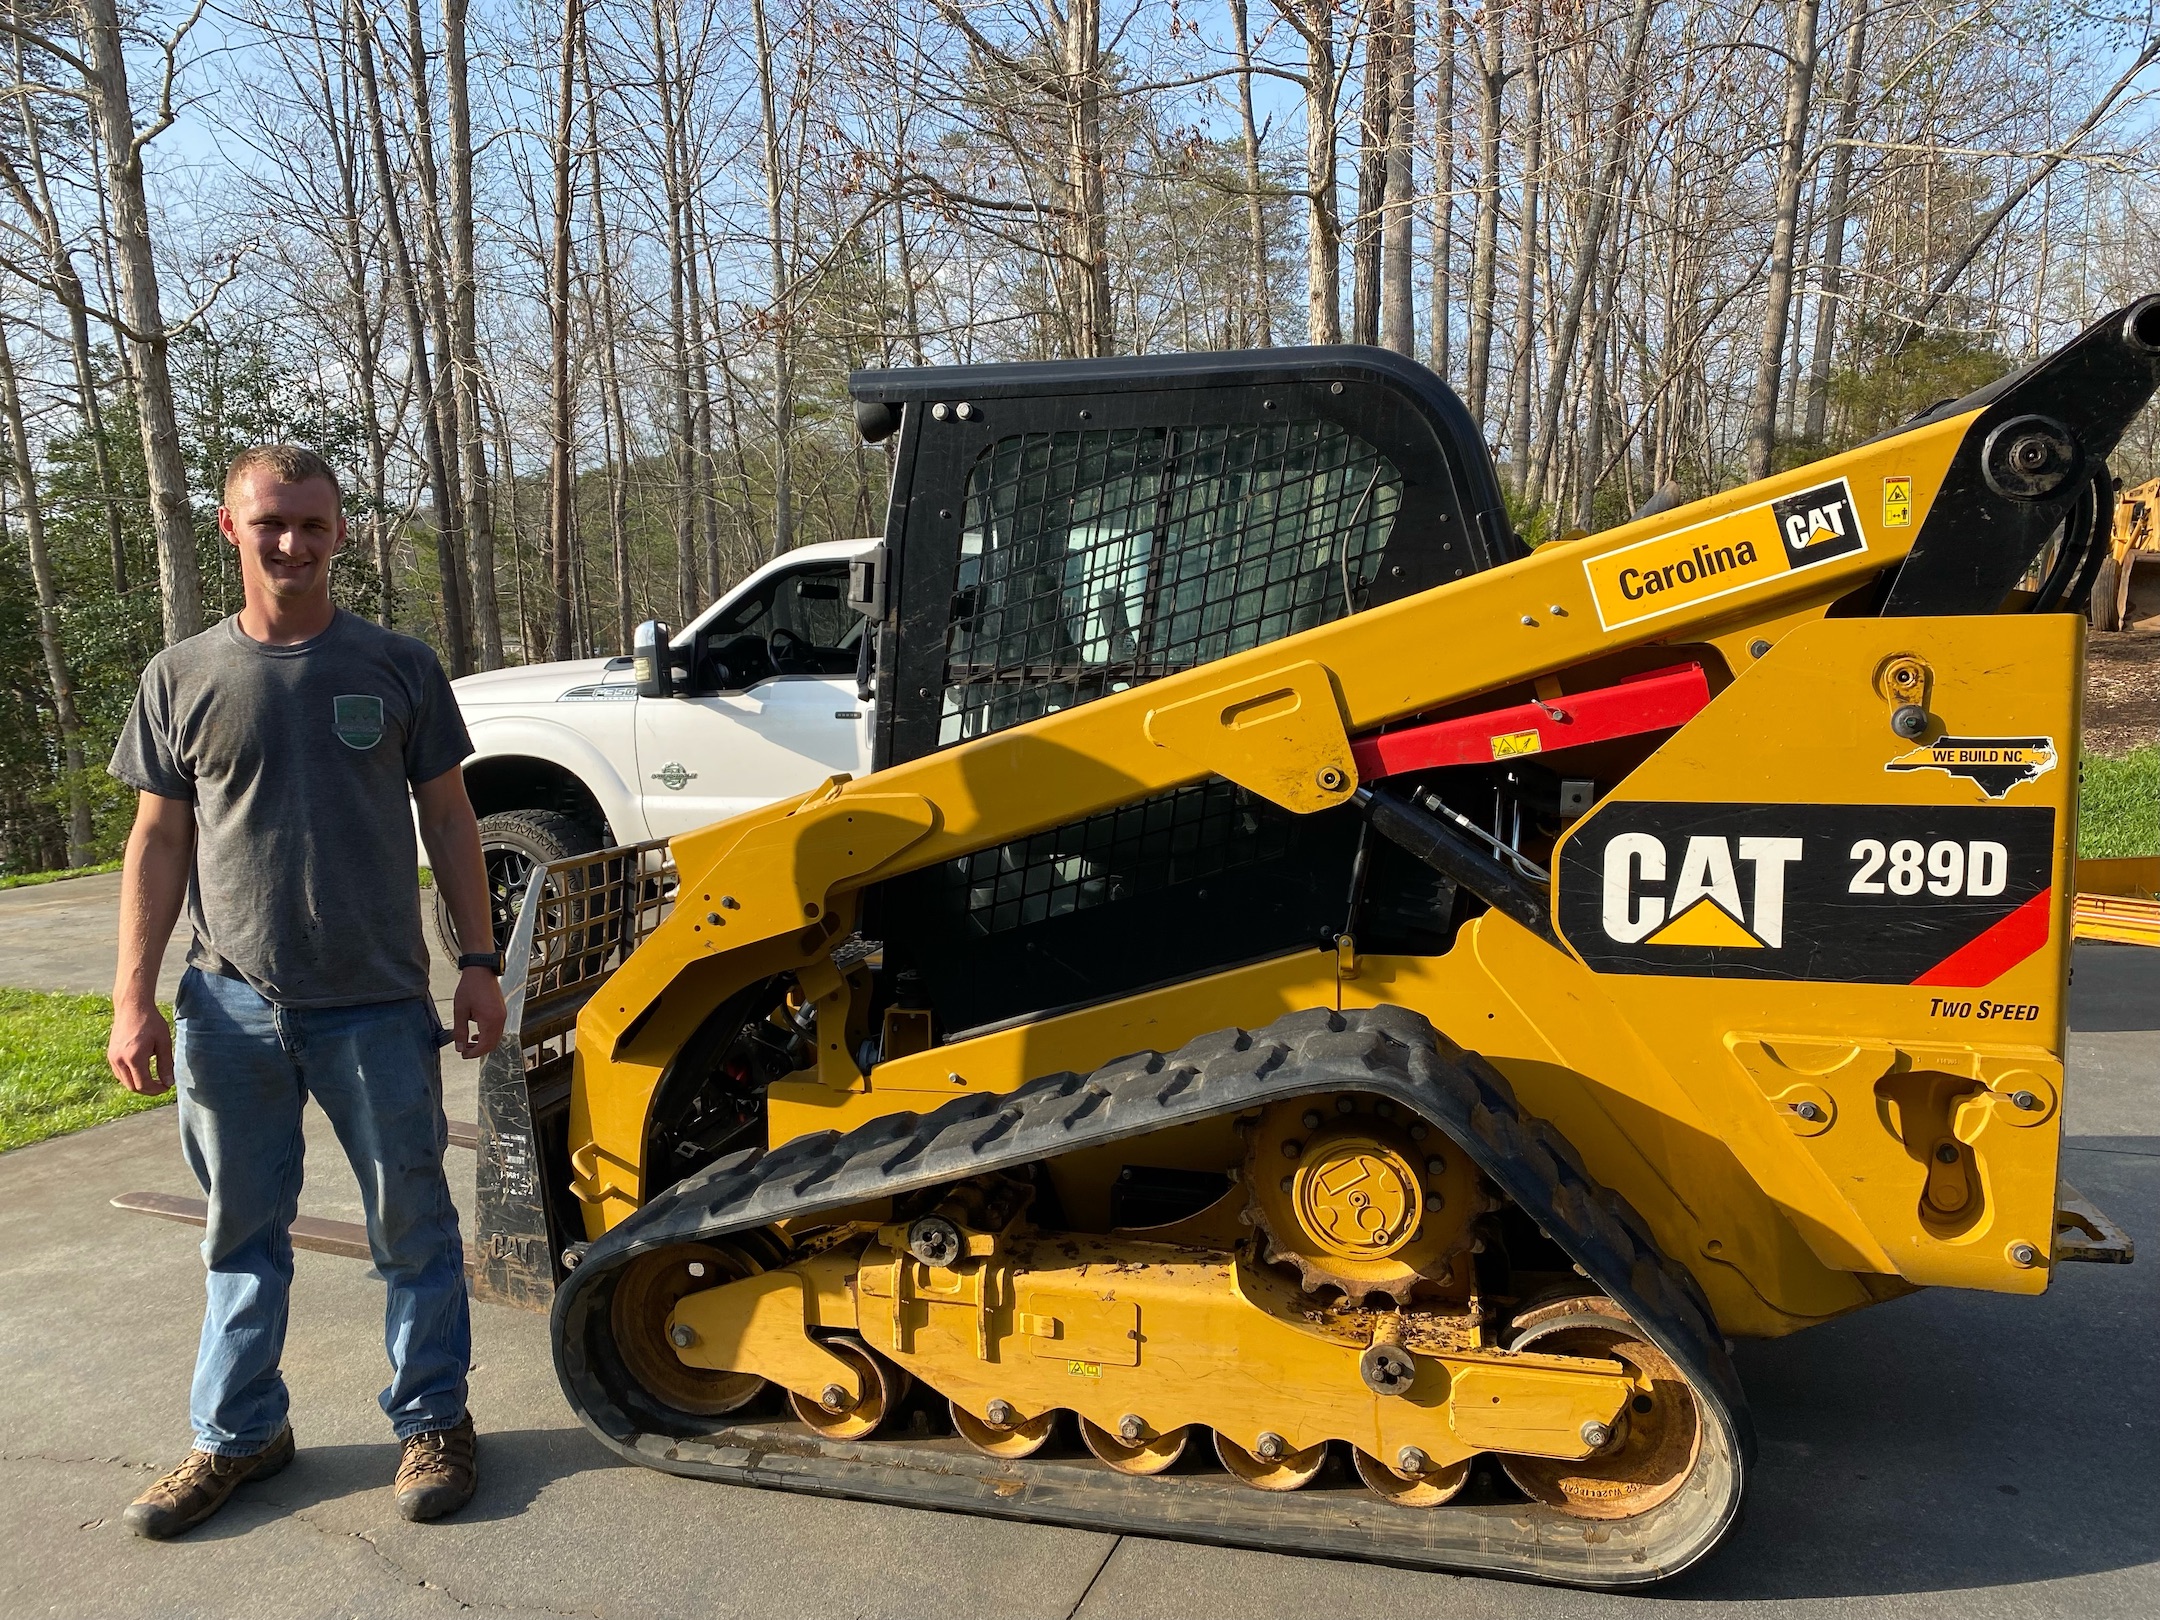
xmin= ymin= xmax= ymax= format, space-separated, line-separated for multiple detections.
xmin=1555 ymin=802 xmax=2054 ymax=985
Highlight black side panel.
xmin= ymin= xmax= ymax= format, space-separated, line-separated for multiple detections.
xmin=874 ymin=788 xmax=1361 ymax=1035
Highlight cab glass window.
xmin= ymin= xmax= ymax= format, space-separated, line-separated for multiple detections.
xmin=940 ymin=422 xmax=1400 ymax=745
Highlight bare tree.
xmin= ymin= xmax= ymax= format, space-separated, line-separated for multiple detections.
xmin=0 ymin=314 xmax=91 ymax=860
xmin=1428 ymin=1 xmax=1455 ymax=376
xmin=545 ymin=0 xmax=583 ymax=659
xmin=1743 ymin=0 xmax=1820 ymax=481
xmin=352 ymin=0 xmax=472 ymax=671
xmin=1230 ymin=0 xmax=1273 ymax=346
xmin=1524 ymin=0 xmax=1656 ymax=511
xmin=1272 ymin=0 xmax=1342 ymax=342
xmin=441 ymin=0 xmax=502 ymax=665
xmin=74 ymin=0 xmax=201 ymax=643
xmin=1802 ymin=0 xmax=1867 ymax=446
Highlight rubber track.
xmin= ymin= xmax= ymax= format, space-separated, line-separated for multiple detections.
xmin=552 ymin=1005 xmax=1752 ymax=1587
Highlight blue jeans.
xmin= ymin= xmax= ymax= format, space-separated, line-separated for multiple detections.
xmin=172 ymin=967 xmax=470 ymax=1455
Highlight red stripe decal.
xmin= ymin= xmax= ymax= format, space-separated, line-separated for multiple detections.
xmin=1911 ymin=888 xmax=2054 ymax=988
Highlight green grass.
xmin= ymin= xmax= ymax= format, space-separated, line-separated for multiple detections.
xmin=0 ymin=860 xmax=122 ymax=891
xmin=0 ymin=988 xmax=172 ymax=1152
xmin=2081 ymin=746 xmax=2160 ymax=860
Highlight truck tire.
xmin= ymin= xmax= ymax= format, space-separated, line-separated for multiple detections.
xmin=434 ymin=808 xmax=600 ymax=959
xmin=2087 ymin=555 xmax=2121 ymax=631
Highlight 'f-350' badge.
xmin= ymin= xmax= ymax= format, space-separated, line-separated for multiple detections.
xmin=1886 ymin=736 xmax=2057 ymax=799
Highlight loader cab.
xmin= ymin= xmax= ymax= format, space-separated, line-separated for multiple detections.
xmin=848 ymin=348 xmax=1519 ymax=1035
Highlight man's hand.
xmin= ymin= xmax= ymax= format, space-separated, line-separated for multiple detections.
xmin=451 ymin=965 xmax=507 ymax=1059
xmin=108 ymin=996 xmax=175 ymax=1095
xmin=111 ymin=790 xmax=193 ymax=1097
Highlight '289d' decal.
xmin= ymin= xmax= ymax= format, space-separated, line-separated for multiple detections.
xmin=1554 ymin=803 xmax=2055 ymax=984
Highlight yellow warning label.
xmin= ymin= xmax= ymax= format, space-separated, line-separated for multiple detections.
xmin=1491 ymin=728 xmax=1543 ymax=759
xmin=1884 ymin=476 xmax=1913 ymax=528
xmin=1067 ymin=1360 xmax=1102 ymax=1379
xmin=1583 ymin=477 xmax=1864 ymax=630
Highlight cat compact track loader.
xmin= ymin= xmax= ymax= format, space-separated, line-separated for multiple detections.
xmin=469 ymin=299 xmax=2158 ymax=1587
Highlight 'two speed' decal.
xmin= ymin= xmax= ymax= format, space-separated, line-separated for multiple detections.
xmin=1554 ymin=803 xmax=2055 ymax=985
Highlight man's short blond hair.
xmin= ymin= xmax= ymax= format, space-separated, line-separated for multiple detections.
xmin=224 ymin=444 xmax=343 ymax=505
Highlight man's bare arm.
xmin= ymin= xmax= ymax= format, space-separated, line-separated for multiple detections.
xmin=413 ymin=765 xmax=506 ymax=1059
xmin=108 ymin=792 xmax=194 ymax=1096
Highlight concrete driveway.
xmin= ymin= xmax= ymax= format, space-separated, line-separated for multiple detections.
xmin=0 ymin=870 xmax=2153 ymax=1617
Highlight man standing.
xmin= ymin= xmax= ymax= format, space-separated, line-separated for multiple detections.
xmin=106 ymin=446 xmax=507 ymax=1539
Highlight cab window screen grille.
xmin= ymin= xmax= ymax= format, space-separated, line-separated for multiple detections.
xmin=944 ymin=779 xmax=1293 ymax=937
xmin=940 ymin=420 xmax=1401 ymax=747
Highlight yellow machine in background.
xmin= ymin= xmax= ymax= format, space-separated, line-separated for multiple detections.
xmin=2090 ymin=474 xmax=2160 ymax=630
xmin=474 ymin=299 xmax=2157 ymax=1587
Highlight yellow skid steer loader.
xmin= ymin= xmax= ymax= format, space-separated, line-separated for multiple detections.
xmin=472 ymin=299 xmax=2157 ymax=1587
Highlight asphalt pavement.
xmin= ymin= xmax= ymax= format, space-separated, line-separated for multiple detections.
xmin=0 ymin=871 xmax=2152 ymax=1618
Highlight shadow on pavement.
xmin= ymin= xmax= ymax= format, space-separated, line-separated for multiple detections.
xmin=174 ymin=1426 xmax=623 ymax=1540
xmin=2067 ymin=941 xmax=2160 ymax=1033
xmin=1667 ymin=1137 xmax=2157 ymax=1601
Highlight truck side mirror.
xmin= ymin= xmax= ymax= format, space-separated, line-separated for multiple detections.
xmin=848 ymin=546 xmax=886 ymax=618
xmin=632 ymin=620 xmax=672 ymax=698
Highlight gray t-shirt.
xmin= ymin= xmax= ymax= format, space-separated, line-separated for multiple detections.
xmin=110 ymin=610 xmax=473 ymax=1007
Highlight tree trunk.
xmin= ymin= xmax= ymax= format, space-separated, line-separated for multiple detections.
xmin=582 ymin=26 xmax=635 ymax=653
xmin=1379 ymin=0 xmax=1417 ymax=355
xmin=353 ymin=3 xmax=472 ymax=672
xmin=1744 ymin=0 xmax=1821 ymax=482
xmin=1501 ymin=0 xmax=1546 ymax=489
xmin=319 ymin=9 xmax=394 ymax=623
xmin=687 ymin=204 xmax=723 ymax=586
xmin=1278 ymin=0 xmax=1342 ymax=343
xmin=441 ymin=0 xmax=502 ymax=666
xmin=750 ymin=0 xmax=799 ymax=555
xmin=1428 ymin=3 xmax=1455 ymax=376
xmin=3 ymin=83 xmax=130 ymax=593
xmin=1466 ymin=2 xmax=1506 ymax=422
xmin=399 ymin=0 xmax=475 ymax=649
xmin=546 ymin=0 xmax=581 ymax=661
xmin=1524 ymin=0 xmax=1656 ymax=511
xmin=0 ymin=317 xmax=92 ymax=863
xmin=1351 ymin=0 xmax=1392 ymax=345
xmin=1061 ymin=0 xmax=1113 ymax=355
xmin=1230 ymin=0 xmax=1272 ymax=346
xmin=77 ymin=0 xmax=201 ymax=644
xmin=648 ymin=0 xmax=699 ymax=621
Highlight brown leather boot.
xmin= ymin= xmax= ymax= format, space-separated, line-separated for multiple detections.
xmin=394 ymin=1414 xmax=477 ymax=1522
xmin=123 ymin=1426 xmax=295 ymax=1539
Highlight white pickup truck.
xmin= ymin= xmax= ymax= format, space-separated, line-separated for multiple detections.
xmin=443 ymin=536 xmax=880 ymax=950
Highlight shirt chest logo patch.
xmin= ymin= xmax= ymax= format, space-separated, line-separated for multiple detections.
xmin=332 ymin=694 xmax=385 ymax=750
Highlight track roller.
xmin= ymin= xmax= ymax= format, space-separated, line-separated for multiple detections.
xmin=1498 ymin=1296 xmax=1704 ymax=1519
xmin=1353 ymin=1446 xmax=1473 ymax=1507
xmin=1079 ymin=1417 xmax=1189 ymax=1475
xmin=950 ymin=1400 xmax=1058 ymax=1459
xmin=1215 ymin=1431 xmax=1329 ymax=1491
xmin=788 ymin=1338 xmax=905 ymax=1440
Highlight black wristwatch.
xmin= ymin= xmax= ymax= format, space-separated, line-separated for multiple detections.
xmin=457 ymin=950 xmax=505 ymax=975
